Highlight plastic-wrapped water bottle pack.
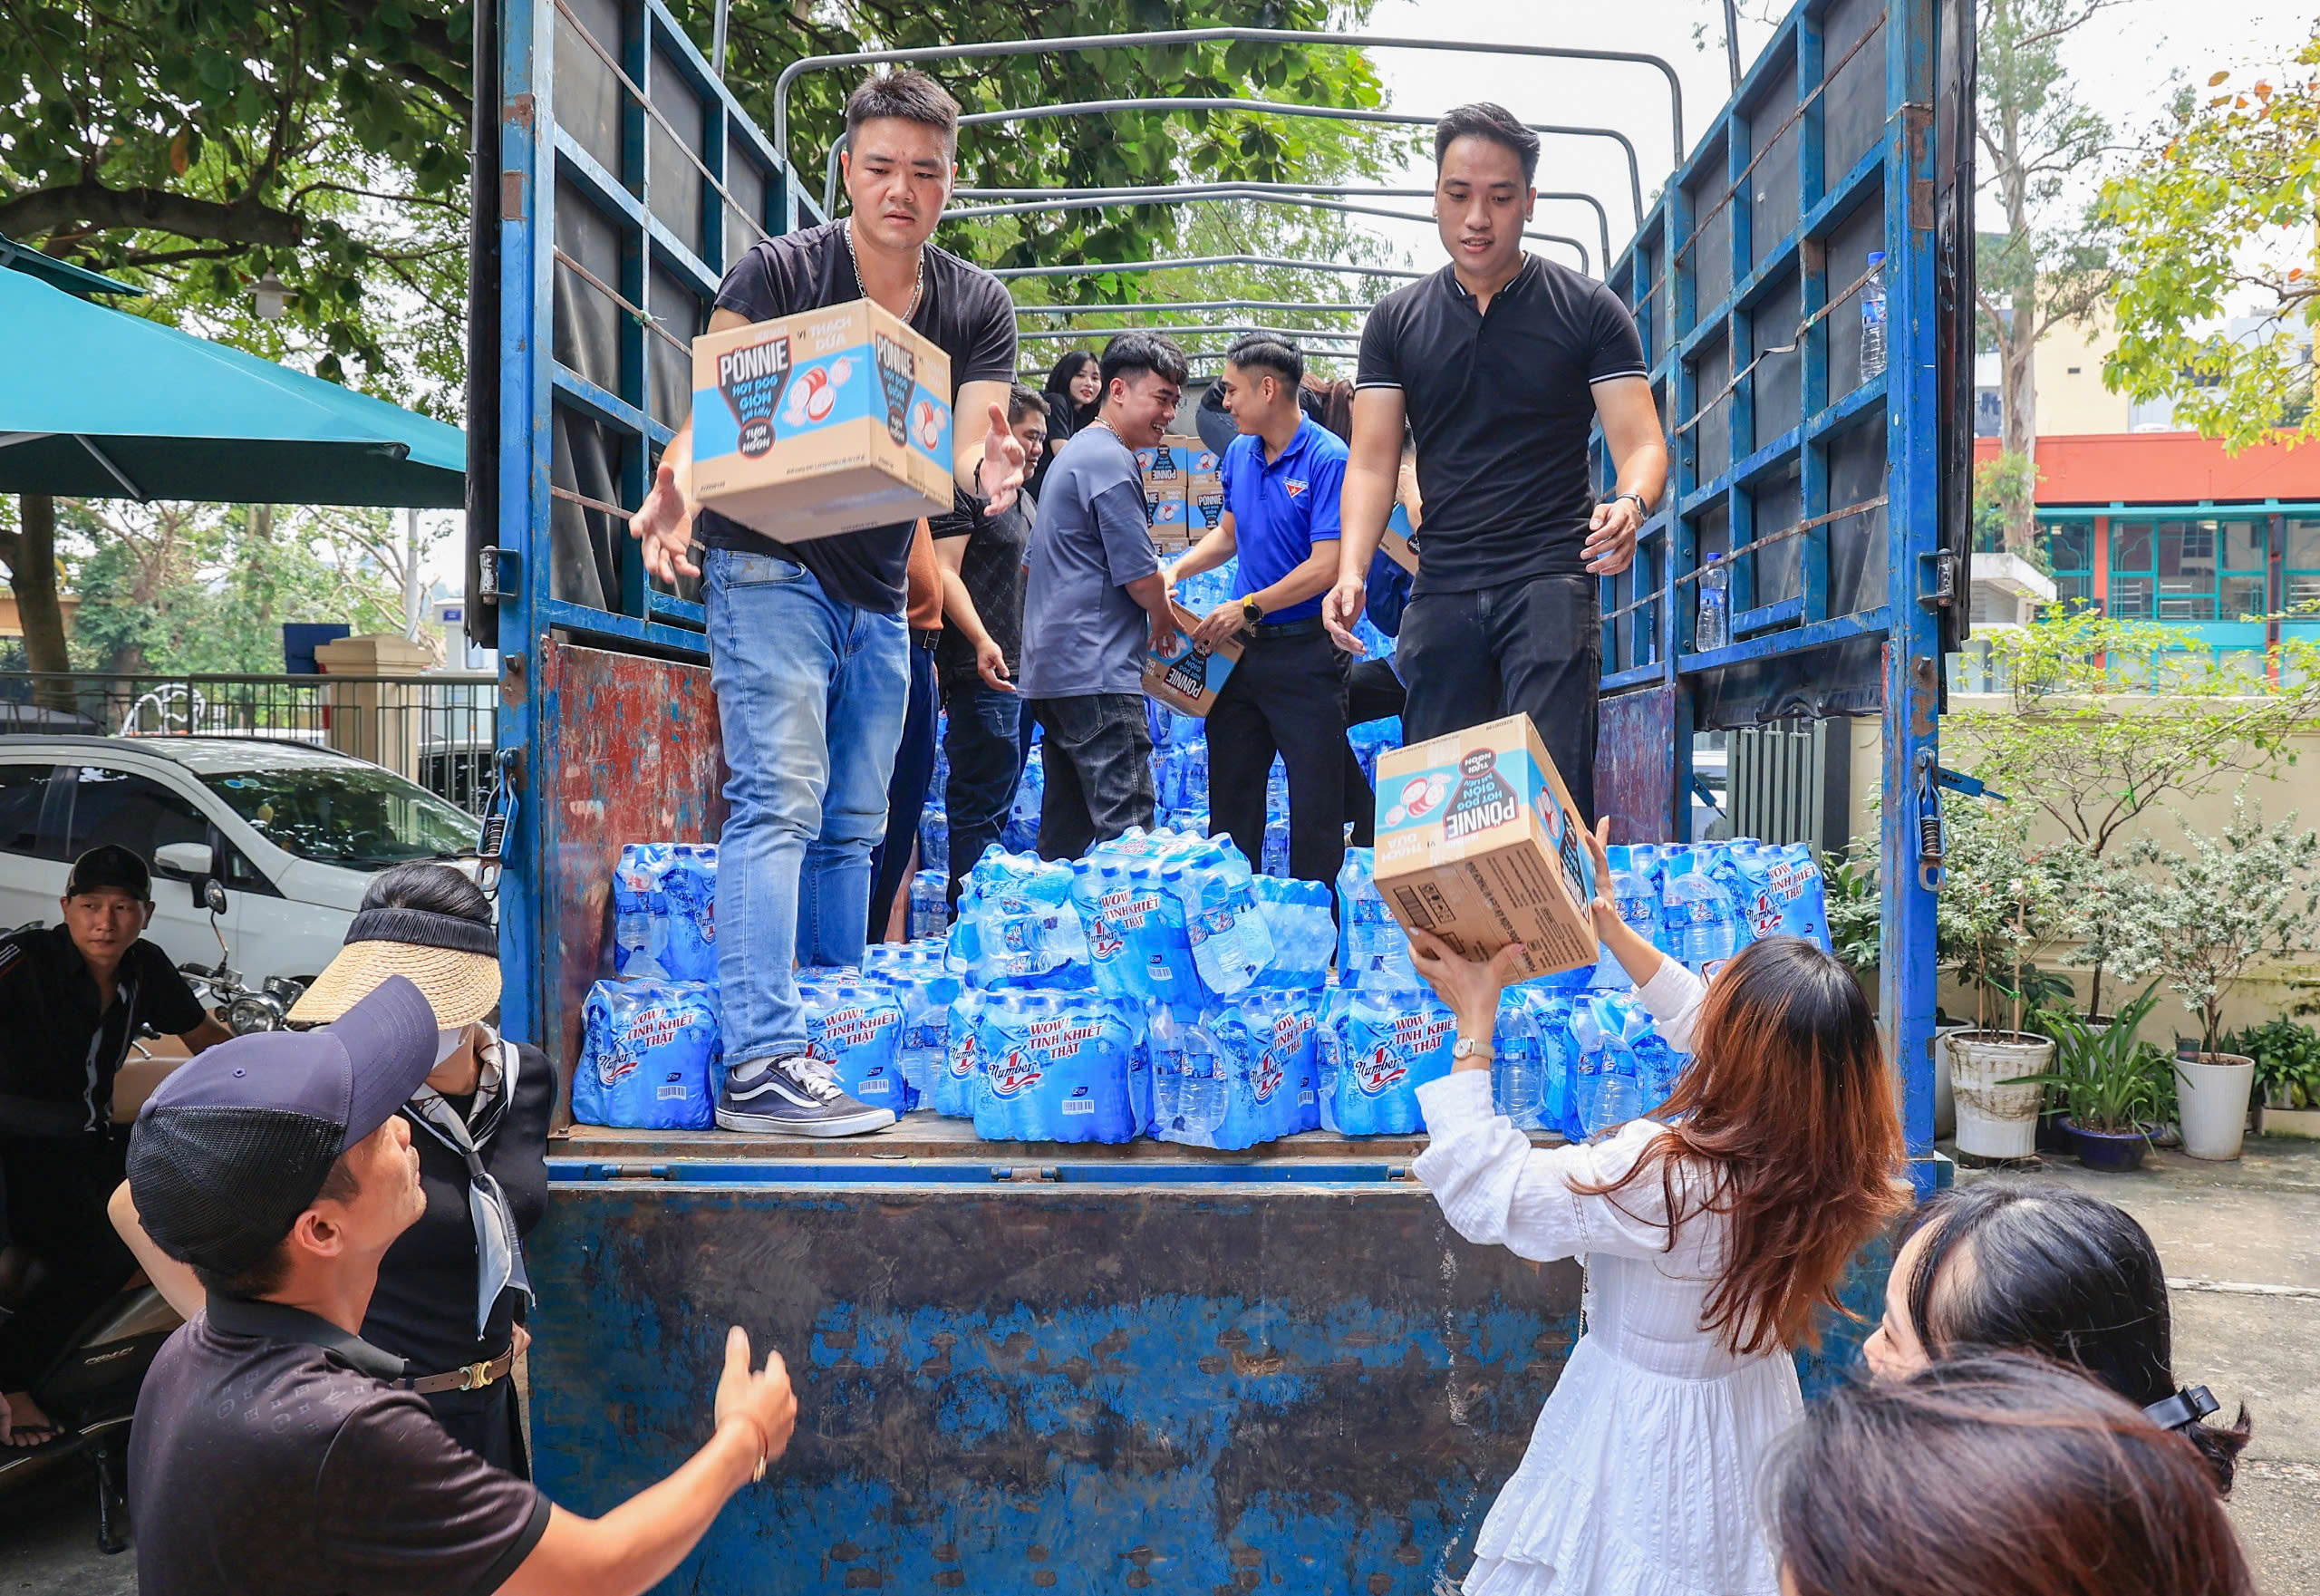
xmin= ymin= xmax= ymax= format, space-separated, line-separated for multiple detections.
xmin=574 ymin=978 xmax=722 ymax=1130
xmin=609 ymin=842 xmax=718 ymax=983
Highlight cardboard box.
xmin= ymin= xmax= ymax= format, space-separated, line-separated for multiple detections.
xmin=1142 ymin=602 xmax=1244 ymax=717
xmin=689 ymin=298 xmax=953 ymax=543
xmin=1136 ymin=440 xmax=1189 ymax=535
xmin=1372 ymin=714 xmax=1599 ymax=978
xmin=1188 ymin=443 xmax=1227 ymax=539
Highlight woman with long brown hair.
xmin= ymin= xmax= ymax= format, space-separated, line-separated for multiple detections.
xmin=1406 ymin=817 xmax=1907 ymax=1596
xmin=1771 ymin=1353 xmax=2256 ymax=1596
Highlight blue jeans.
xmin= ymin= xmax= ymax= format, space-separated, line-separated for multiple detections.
xmin=941 ymin=680 xmax=1027 ymax=905
xmin=705 ymin=549 xmax=909 ymax=1065
xmin=866 ymin=641 xmax=939 ymax=940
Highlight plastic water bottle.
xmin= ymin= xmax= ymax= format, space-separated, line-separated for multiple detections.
xmin=1145 ymin=999 xmax=1226 ymax=1142
xmin=908 ymin=869 xmax=950 ymax=941
xmin=1492 ymin=992 xmax=1544 ymax=1130
xmin=1860 ymin=250 xmax=1887 ymax=382
xmin=659 ymin=845 xmax=719 ymax=983
xmin=1696 ymin=554 xmax=1729 ymax=653
xmin=1662 ymin=846 xmax=1742 ymax=969
xmin=611 ymin=844 xmax=672 ymax=978
xmin=1571 ymin=998 xmax=1644 ymax=1137
xmin=1247 ymin=875 xmax=1334 ymax=989
xmin=1335 ymin=848 xmax=1397 ymax=971
xmin=1591 ymin=846 xmax=1665 ymax=990
xmin=918 ymin=806 xmax=949 ymax=877
xmin=1262 ymin=819 xmax=1290 ymax=879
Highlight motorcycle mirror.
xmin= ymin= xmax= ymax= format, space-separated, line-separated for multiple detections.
xmin=203 ymin=879 xmax=229 ymax=917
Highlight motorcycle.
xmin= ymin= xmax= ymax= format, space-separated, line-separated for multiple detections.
xmin=0 ymin=880 xmax=304 ymax=1550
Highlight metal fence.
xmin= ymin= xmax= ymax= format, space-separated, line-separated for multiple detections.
xmin=0 ymin=671 xmax=500 ymax=814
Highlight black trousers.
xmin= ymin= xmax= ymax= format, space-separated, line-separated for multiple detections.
xmin=1032 ymin=693 xmax=1155 ymax=860
xmin=1340 ymin=656 xmax=1407 ymax=847
xmin=1206 ymin=626 xmax=1350 ymax=886
xmin=423 ymin=1373 xmax=529 ymax=1477
xmin=0 ymin=1131 xmax=134 ymax=1394
xmin=1397 ymin=574 xmax=1602 ymax=826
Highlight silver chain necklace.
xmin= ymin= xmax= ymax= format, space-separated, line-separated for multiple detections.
xmin=845 ymin=218 xmax=925 ymax=321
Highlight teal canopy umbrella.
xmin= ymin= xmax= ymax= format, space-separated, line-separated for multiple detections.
xmin=0 ymin=267 xmax=464 ymax=507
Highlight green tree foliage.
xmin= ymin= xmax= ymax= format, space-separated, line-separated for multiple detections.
xmin=1974 ymin=0 xmax=2120 ymax=550
xmin=0 ymin=0 xmax=473 ymax=405
xmin=2101 ymin=34 xmax=2320 ymax=450
xmin=1951 ymin=608 xmax=2320 ymax=1015
xmin=1969 ymin=450 xmax=2042 ymax=559
xmin=59 ymin=500 xmax=424 ymax=677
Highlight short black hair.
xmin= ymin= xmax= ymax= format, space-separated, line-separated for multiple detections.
xmin=1007 ymin=382 xmax=1046 ymax=426
xmin=189 ymin=1152 xmax=361 ymax=1301
xmin=1223 ymin=333 xmax=1303 ymax=390
xmin=845 ymin=69 xmax=960 ymax=155
xmin=1097 ymin=331 xmax=1189 ymax=396
xmin=362 ymin=861 xmax=492 ymax=926
xmin=1435 ymin=102 xmax=1542 ymax=185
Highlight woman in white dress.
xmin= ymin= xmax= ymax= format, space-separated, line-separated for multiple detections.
xmin=1405 ymin=820 xmax=1908 ymax=1596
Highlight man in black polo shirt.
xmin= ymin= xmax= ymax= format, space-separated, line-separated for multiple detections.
xmin=627 ymin=69 xmax=1025 ymax=1137
xmin=0 ymin=843 xmax=227 ymax=1446
xmin=126 ymin=976 xmax=798 ymax=1596
xmin=1323 ymin=102 xmax=1670 ymax=825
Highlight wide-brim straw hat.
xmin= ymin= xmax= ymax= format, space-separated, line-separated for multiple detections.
xmin=289 ymin=904 xmax=502 ymax=1028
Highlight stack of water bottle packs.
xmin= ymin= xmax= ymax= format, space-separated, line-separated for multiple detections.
xmin=575 ymin=814 xmax=1832 ymax=1150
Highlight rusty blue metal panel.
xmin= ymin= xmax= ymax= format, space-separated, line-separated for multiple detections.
xmin=536 ymin=640 xmax=724 ymax=1077
xmin=529 ymin=1176 xmax=1583 ymax=1595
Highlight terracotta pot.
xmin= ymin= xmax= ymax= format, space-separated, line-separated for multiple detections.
xmin=1948 ymin=1031 xmax=2054 ymax=1160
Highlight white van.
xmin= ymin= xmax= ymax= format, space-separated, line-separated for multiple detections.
xmin=0 ymin=736 xmax=484 ymax=985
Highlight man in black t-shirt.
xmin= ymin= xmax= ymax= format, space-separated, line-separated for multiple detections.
xmin=0 ymin=844 xmax=227 ymax=1446
xmin=933 ymin=382 xmax=1048 ymax=904
xmin=1323 ymin=102 xmax=1670 ymax=826
xmin=629 ymin=71 xmax=1025 ymax=1136
xmin=125 ymin=977 xmax=798 ymax=1596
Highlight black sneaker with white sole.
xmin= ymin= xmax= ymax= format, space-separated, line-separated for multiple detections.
xmin=716 ymin=1054 xmax=896 ymax=1137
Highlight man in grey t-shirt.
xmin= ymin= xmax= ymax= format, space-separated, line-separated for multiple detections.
xmin=1018 ymin=333 xmax=1187 ymax=858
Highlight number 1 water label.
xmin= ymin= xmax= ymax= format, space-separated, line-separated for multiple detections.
xmin=800 ymin=977 xmax=911 ymax=1114
xmin=932 ymin=989 xmax=989 ymax=1118
xmin=1317 ymin=982 xmax=1456 ymax=1137
xmin=574 ymin=979 xmax=721 ymax=1130
xmin=660 ymin=845 xmax=720 ymax=983
xmin=1197 ymin=988 xmax=1322 ymax=1149
xmin=971 ymin=991 xmax=1139 ymax=1145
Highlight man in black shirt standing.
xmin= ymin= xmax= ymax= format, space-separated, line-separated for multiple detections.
xmin=0 ymin=843 xmax=227 ymax=1446
xmin=629 ymin=71 xmax=1024 ymax=1136
xmin=1323 ymin=102 xmax=1669 ymax=825
xmin=933 ymin=382 xmax=1048 ymax=904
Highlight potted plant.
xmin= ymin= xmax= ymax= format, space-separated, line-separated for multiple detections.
xmin=1953 ymin=611 xmax=2320 ymax=1022
xmin=2025 ymin=982 xmax=2170 ymax=1171
xmin=1939 ymin=807 xmax=2082 ymax=1160
xmin=2226 ymin=1017 xmax=2320 ymax=1139
xmin=2120 ymin=800 xmax=2320 ymax=1160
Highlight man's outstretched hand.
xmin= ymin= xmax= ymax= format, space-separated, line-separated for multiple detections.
xmin=1321 ymin=576 xmax=1368 ymax=654
xmin=630 ymin=461 xmax=698 ymax=585
xmin=978 ymin=401 xmax=1027 ymax=516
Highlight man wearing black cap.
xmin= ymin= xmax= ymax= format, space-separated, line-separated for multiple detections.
xmin=0 ymin=843 xmax=229 ymax=1446
xmin=126 ymin=976 xmax=798 ymax=1596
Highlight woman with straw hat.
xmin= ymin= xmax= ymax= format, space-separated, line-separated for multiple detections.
xmin=113 ymin=863 xmax=552 ymax=1473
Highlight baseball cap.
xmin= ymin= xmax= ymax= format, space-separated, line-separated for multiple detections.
xmin=129 ymin=976 xmax=438 ymax=1278
xmin=65 ymin=843 xmax=151 ymax=901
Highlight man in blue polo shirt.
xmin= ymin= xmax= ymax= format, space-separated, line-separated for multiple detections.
xmin=1170 ymin=334 xmax=1350 ymax=885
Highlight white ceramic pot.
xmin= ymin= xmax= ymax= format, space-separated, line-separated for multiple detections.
xmin=2176 ymin=1052 xmax=2256 ymax=1161
xmin=1947 ymin=1031 xmax=2053 ymax=1159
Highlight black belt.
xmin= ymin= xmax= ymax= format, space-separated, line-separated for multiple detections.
xmin=1244 ymin=617 xmax=1328 ymax=642
xmin=911 ymin=627 xmax=942 ymax=651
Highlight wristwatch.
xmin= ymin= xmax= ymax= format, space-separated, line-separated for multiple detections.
xmin=1602 ymin=490 xmax=1649 ymax=518
xmin=1240 ymin=595 xmax=1266 ymax=627
xmin=1451 ymin=1034 xmax=1488 ymax=1063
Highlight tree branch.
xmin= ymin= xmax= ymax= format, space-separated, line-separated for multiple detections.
xmin=330 ymin=0 xmax=474 ymax=121
xmin=0 ymin=181 xmax=304 ymax=250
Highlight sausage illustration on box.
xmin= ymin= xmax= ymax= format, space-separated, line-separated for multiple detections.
xmin=689 ymin=297 xmax=953 ymax=542
xmin=1372 ymin=714 xmax=1600 ymax=978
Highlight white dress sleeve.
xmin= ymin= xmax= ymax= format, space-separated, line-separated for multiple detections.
xmin=1634 ymin=958 xmax=1708 ymax=1054
xmin=1411 ymin=1072 xmax=1677 ymax=1264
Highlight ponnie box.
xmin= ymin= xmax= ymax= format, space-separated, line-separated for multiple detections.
xmin=690 ymin=298 xmax=952 ymax=543
xmin=1372 ymin=714 xmax=1599 ymax=978
xmin=1136 ymin=440 xmax=1188 ymax=532
xmin=1188 ymin=444 xmax=1226 ymax=538
xmin=1142 ymin=602 xmax=1244 ymax=718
